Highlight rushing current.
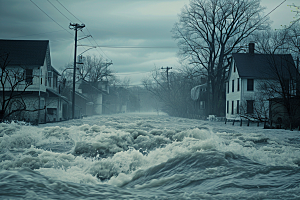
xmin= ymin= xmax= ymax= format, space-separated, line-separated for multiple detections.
xmin=0 ymin=113 xmax=300 ymax=199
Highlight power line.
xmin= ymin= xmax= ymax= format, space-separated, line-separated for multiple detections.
xmin=259 ymin=0 xmax=287 ymax=25
xmin=29 ymin=0 xmax=72 ymax=36
xmin=87 ymin=30 xmax=112 ymax=61
xmin=44 ymin=0 xmax=100 ymax=59
xmin=29 ymin=0 xmax=93 ymax=68
xmin=56 ymin=0 xmax=83 ymax=23
xmin=81 ymin=29 xmax=111 ymax=60
xmin=77 ymin=45 xmax=178 ymax=49
xmin=55 ymin=0 xmax=112 ymax=61
xmin=47 ymin=0 xmax=73 ymax=22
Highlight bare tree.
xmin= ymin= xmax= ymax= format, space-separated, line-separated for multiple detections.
xmin=143 ymin=67 xmax=201 ymax=117
xmin=0 ymin=53 xmax=44 ymax=122
xmin=77 ymin=55 xmax=113 ymax=82
xmin=259 ymin=55 xmax=300 ymax=128
xmin=172 ymin=0 xmax=269 ymax=116
xmin=253 ymin=29 xmax=289 ymax=54
xmin=239 ymin=95 xmax=269 ymax=123
xmin=252 ymin=25 xmax=300 ymax=128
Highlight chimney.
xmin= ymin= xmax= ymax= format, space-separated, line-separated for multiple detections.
xmin=249 ymin=43 xmax=255 ymax=54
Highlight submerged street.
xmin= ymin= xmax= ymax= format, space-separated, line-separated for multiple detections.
xmin=0 ymin=113 xmax=300 ymax=199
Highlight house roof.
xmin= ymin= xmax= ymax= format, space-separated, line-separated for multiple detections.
xmin=232 ymin=53 xmax=298 ymax=79
xmin=0 ymin=39 xmax=49 ymax=66
xmin=191 ymin=84 xmax=207 ymax=101
xmin=78 ymin=79 xmax=104 ymax=94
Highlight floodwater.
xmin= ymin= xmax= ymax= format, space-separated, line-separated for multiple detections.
xmin=0 ymin=113 xmax=300 ymax=199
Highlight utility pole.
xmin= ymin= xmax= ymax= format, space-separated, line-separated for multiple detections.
xmin=69 ymin=23 xmax=85 ymax=119
xmin=161 ymin=66 xmax=172 ymax=86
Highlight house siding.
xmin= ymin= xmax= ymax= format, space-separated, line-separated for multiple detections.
xmin=0 ymin=40 xmax=66 ymax=123
xmin=226 ymin=60 xmax=241 ymax=119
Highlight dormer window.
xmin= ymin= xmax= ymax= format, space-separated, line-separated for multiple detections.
xmin=25 ymin=69 xmax=33 ymax=85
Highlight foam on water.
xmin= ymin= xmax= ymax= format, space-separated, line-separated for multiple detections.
xmin=1 ymin=114 xmax=300 ymax=199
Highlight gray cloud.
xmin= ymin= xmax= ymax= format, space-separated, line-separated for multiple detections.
xmin=0 ymin=0 xmax=295 ymax=85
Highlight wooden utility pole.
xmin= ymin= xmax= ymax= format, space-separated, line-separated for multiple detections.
xmin=69 ymin=23 xmax=85 ymax=119
xmin=161 ymin=66 xmax=172 ymax=83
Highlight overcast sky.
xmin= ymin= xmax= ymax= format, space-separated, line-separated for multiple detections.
xmin=0 ymin=0 xmax=297 ymax=85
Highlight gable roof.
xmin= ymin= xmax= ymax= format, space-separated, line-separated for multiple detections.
xmin=77 ymin=79 xmax=102 ymax=94
xmin=191 ymin=84 xmax=207 ymax=101
xmin=232 ymin=53 xmax=298 ymax=79
xmin=0 ymin=39 xmax=49 ymax=66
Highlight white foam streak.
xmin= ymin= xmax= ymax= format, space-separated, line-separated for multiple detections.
xmin=1 ymin=114 xmax=300 ymax=187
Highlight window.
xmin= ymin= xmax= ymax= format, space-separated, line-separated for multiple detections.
xmin=247 ymin=100 xmax=254 ymax=114
xmin=53 ymin=76 xmax=57 ymax=88
xmin=247 ymin=79 xmax=254 ymax=91
xmin=234 ymin=64 xmax=236 ymax=72
xmin=227 ymin=82 xmax=229 ymax=93
xmin=237 ymin=100 xmax=240 ymax=114
xmin=232 ymin=80 xmax=234 ymax=92
xmin=237 ymin=78 xmax=240 ymax=91
xmin=25 ymin=69 xmax=33 ymax=85
xmin=48 ymin=72 xmax=52 ymax=87
xmin=200 ymin=101 xmax=205 ymax=109
xmin=227 ymin=101 xmax=229 ymax=114
xmin=40 ymin=68 xmax=42 ymax=84
xmin=48 ymin=77 xmax=51 ymax=87
xmin=231 ymin=101 xmax=234 ymax=114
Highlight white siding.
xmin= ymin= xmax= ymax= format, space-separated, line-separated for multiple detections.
xmin=226 ymin=60 xmax=241 ymax=119
xmin=226 ymin=60 xmax=272 ymax=120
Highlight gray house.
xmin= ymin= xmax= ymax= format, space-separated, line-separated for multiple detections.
xmin=0 ymin=39 xmax=68 ymax=123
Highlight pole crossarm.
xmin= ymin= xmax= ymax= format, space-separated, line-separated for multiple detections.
xmin=161 ymin=66 xmax=172 ymax=88
xmin=69 ymin=23 xmax=85 ymax=31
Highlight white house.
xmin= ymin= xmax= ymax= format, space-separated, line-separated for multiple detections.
xmin=226 ymin=43 xmax=298 ymax=121
xmin=0 ymin=39 xmax=68 ymax=123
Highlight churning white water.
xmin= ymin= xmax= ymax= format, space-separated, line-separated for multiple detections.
xmin=0 ymin=113 xmax=300 ymax=199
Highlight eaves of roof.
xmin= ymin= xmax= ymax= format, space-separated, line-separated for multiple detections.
xmin=0 ymin=39 xmax=49 ymax=66
xmin=232 ymin=53 xmax=298 ymax=79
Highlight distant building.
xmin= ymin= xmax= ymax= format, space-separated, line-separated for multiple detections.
xmin=191 ymin=83 xmax=208 ymax=117
xmin=76 ymin=79 xmax=109 ymax=116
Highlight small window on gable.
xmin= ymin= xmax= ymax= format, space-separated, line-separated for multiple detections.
xmin=234 ymin=64 xmax=236 ymax=72
xmin=247 ymin=79 xmax=254 ymax=91
xmin=25 ymin=69 xmax=33 ymax=85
